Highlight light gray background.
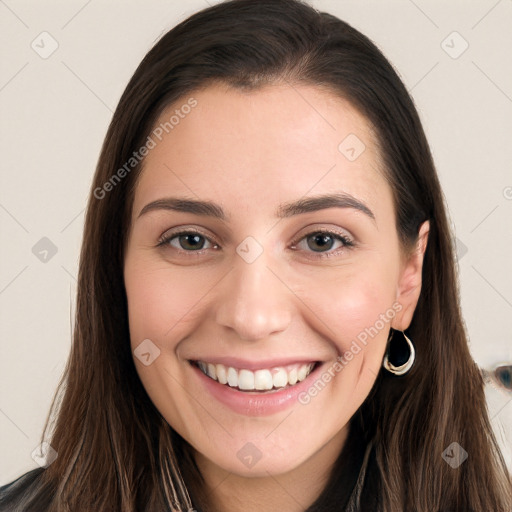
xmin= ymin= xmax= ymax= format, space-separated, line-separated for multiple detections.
xmin=1 ymin=0 xmax=511 ymax=485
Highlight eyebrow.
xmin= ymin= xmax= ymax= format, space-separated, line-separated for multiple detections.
xmin=137 ymin=192 xmax=376 ymax=223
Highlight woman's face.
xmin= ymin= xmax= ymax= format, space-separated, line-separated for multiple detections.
xmin=124 ymin=82 xmax=428 ymax=478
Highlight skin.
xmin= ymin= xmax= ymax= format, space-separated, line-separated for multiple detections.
xmin=123 ymin=82 xmax=429 ymax=512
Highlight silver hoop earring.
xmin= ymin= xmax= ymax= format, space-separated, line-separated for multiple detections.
xmin=383 ymin=329 xmax=415 ymax=376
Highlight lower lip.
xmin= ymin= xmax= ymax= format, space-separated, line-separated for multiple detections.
xmin=190 ymin=362 xmax=324 ymax=416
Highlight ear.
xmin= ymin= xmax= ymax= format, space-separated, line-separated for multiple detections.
xmin=392 ymin=220 xmax=430 ymax=331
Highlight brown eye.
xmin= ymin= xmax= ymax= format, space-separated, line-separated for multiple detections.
xmin=174 ymin=233 xmax=207 ymax=251
xmin=292 ymin=229 xmax=354 ymax=258
xmin=158 ymin=230 xmax=217 ymax=253
xmin=306 ymin=233 xmax=339 ymax=252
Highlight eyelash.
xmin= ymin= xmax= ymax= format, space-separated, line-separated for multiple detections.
xmin=157 ymin=227 xmax=355 ymax=259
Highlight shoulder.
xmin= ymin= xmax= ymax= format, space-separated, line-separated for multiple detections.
xmin=0 ymin=467 xmax=47 ymax=511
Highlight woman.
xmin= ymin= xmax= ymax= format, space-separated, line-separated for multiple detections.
xmin=1 ymin=0 xmax=511 ymax=510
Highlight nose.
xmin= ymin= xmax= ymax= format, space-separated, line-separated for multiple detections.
xmin=214 ymin=249 xmax=293 ymax=341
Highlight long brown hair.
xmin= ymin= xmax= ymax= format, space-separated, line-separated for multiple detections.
xmin=7 ymin=0 xmax=511 ymax=510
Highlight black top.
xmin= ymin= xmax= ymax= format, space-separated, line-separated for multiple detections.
xmin=0 ymin=466 xmax=47 ymax=511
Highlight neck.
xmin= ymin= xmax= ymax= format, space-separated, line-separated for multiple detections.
xmin=192 ymin=426 xmax=350 ymax=512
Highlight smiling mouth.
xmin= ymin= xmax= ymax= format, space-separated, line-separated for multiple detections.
xmin=191 ymin=360 xmax=319 ymax=393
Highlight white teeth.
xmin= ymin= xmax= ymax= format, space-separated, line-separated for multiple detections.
xmin=238 ymin=370 xmax=255 ymax=390
xmin=216 ymin=364 xmax=228 ymax=384
xmin=272 ymin=368 xmax=288 ymax=388
xmin=288 ymin=368 xmax=298 ymax=386
xmin=254 ymin=369 xmax=273 ymax=390
xmin=297 ymin=364 xmax=308 ymax=381
xmin=227 ymin=367 xmax=238 ymax=387
xmin=196 ymin=361 xmax=316 ymax=391
xmin=207 ymin=363 xmax=217 ymax=380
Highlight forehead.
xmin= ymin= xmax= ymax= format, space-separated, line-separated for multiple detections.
xmin=133 ymin=82 xmax=391 ymax=221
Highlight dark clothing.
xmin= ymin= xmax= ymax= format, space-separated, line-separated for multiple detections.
xmin=0 ymin=467 xmax=47 ymax=511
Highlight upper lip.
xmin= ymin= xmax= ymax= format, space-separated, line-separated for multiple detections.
xmin=189 ymin=356 xmax=321 ymax=371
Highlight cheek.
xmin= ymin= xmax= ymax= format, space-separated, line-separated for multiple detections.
xmin=124 ymin=257 xmax=212 ymax=346
xmin=123 ymin=257 xmax=217 ymax=437
xmin=284 ymin=269 xmax=397 ymax=454
xmin=337 ymin=280 xmax=392 ymax=342
xmin=335 ymin=285 xmax=392 ymax=388
xmin=303 ymin=262 xmax=397 ymax=346
xmin=298 ymin=262 xmax=398 ymax=402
